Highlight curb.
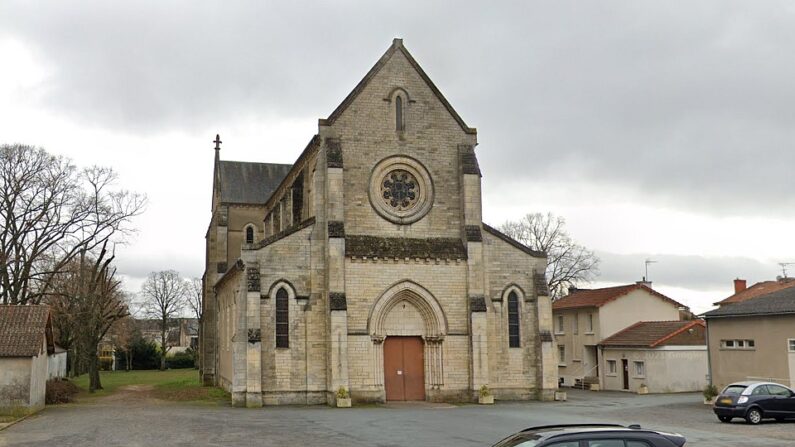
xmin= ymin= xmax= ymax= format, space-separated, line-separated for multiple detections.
xmin=0 ymin=411 xmax=37 ymax=432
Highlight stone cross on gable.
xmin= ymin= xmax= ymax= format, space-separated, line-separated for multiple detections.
xmin=214 ymin=134 xmax=222 ymax=151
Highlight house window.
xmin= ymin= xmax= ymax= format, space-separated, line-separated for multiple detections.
xmin=789 ymin=339 xmax=795 ymax=352
xmin=395 ymin=95 xmax=405 ymax=131
xmin=558 ymin=345 xmax=566 ymax=364
xmin=607 ymin=360 xmax=617 ymax=374
xmin=573 ymin=313 xmax=579 ymax=335
xmin=508 ymin=291 xmax=520 ymax=348
xmin=245 ymin=225 xmax=254 ymax=244
xmin=721 ymin=339 xmax=755 ymax=350
xmin=275 ymin=288 xmax=289 ymax=348
xmin=587 ymin=313 xmax=594 ymax=333
xmin=556 ymin=315 xmax=565 ymax=334
xmin=634 ymin=361 xmax=645 ymax=377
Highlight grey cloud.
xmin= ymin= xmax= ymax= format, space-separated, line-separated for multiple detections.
xmin=595 ymin=251 xmax=781 ymax=291
xmin=3 ymin=1 xmax=795 ymax=215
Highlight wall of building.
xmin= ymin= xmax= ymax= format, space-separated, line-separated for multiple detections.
xmin=47 ymin=352 xmax=67 ymax=380
xmin=707 ymin=315 xmax=795 ymax=389
xmin=328 ymin=48 xmax=475 ymax=240
xmin=554 ymin=307 xmax=600 ymax=386
xmin=0 ymin=357 xmax=32 ymax=411
xmin=483 ymin=231 xmax=549 ymax=398
xmin=598 ymin=290 xmax=682 ymax=339
xmin=29 ymin=341 xmax=48 ymax=409
xmin=601 ymin=347 xmax=707 ymax=393
xmin=216 ymin=270 xmax=242 ymax=391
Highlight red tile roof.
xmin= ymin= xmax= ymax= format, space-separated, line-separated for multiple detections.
xmin=599 ymin=320 xmax=706 ymax=347
xmin=714 ymin=278 xmax=795 ymax=306
xmin=0 ymin=305 xmax=52 ymax=357
xmin=552 ymin=284 xmax=686 ymax=311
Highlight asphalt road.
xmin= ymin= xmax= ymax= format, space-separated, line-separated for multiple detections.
xmin=1 ymin=388 xmax=793 ymax=446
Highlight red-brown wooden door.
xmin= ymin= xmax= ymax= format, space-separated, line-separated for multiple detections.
xmin=384 ymin=336 xmax=425 ymax=401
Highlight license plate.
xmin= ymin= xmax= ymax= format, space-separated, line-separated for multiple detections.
xmin=719 ymin=398 xmax=732 ymax=405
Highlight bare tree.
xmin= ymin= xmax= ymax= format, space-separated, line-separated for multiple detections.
xmin=108 ymin=315 xmax=136 ymax=372
xmin=46 ymin=241 xmax=128 ymax=391
xmin=140 ymin=270 xmax=188 ymax=370
xmin=0 ymin=144 xmax=145 ymax=305
xmin=186 ymin=277 xmax=203 ymax=368
xmin=501 ymin=212 xmax=599 ymax=300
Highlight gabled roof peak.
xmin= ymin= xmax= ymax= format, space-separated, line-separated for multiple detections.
xmin=322 ymin=39 xmax=476 ymax=135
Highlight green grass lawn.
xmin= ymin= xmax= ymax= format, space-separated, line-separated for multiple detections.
xmin=72 ymin=369 xmax=230 ymax=404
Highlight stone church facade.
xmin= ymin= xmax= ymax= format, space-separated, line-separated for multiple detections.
xmin=201 ymin=39 xmax=557 ymax=407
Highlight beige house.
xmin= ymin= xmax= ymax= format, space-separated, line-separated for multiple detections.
xmin=704 ymin=286 xmax=795 ymax=390
xmin=0 ymin=305 xmax=55 ymax=413
xmin=599 ymin=320 xmax=707 ymax=393
xmin=552 ymin=283 xmax=685 ymax=388
xmin=201 ymin=39 xmax=557 ymax=407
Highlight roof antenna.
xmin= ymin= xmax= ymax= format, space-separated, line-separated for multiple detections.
xmin=778 ymin=262 xmax=794 ymax=279
xmin=644 ymin=259 xmax=657 ymax=282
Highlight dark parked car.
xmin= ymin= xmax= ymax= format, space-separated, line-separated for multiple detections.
xmin=491 ymin=424 xmax=686 ymax=447
xmin=713 ymin=381 xmax=795 ymax=424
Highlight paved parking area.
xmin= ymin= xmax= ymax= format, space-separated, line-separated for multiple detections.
xmin=1 ymin=388 xmax=793 ymax=446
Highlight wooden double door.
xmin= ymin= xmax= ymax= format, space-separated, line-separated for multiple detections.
xmin=384 ymin=336 xmax=425 ymax=401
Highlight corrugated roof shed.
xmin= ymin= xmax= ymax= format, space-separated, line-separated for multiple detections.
xmin=218 ymin=161 xmax=292 ymax=205
xmin=0 ymin=305 xmax=52 ymax=357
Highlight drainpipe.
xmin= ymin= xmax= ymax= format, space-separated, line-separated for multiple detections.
xmin=705 ymin=318 xmax=713 ymax=386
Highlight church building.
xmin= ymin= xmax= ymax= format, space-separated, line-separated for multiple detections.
xmin=201 ymin=39 xmax=557 ymax=407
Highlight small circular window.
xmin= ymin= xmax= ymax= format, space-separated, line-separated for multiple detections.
xmin=369 ymin=156 xmax=433 ymax=224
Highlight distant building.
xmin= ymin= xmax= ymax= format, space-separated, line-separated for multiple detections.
xmin=713 ymin=277 xmax=795 ymax=307
xmin=0 ymin=305 xmax=56 ymax=413
xmin=598 ymin=320 xmax=707 ymax=393
xmin=552 ymin=282 xmax=687 ymax=389
xmin=704 ymin=283 xmax=795 ymax=389
xmin=136 ymin=318 xmax=198 ymax=355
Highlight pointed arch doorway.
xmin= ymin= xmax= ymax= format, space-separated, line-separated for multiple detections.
xmin=369 ymin=281 xmax=447 ymax=402
xmin=384 ymin=336 xmax=425 ymax=401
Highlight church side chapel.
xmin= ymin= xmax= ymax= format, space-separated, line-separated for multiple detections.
xmin=200 ymin=39 xmax=558 ymax=407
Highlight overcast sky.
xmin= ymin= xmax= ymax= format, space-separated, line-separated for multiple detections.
xmin=2 ymin=1 xmax=794 ymax=313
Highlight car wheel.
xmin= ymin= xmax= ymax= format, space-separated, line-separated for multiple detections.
xmin=746 ymin=408 xmax=763 ymax=425
xmin=718 ymin=416 xmax=732 ymax=423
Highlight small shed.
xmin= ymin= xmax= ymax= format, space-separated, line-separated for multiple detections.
xmin=0 ymin=305 xmax=55 ymax=412
xmin=598 ymin=320 xmax=707 ymax=393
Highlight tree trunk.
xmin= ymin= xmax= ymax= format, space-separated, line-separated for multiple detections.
xmin=87 ymin=342 xmax=103 ymax=392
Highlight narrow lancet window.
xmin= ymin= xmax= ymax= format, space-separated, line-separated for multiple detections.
xmin=276 ymin=288 xmax=289 ymax=348
xmin=396 ymin=95 xmax=404 ymax=131
xmin=245 ymin=226 xmax=254 ymax=244
xmin=508 ymin=291 xmax=520 ymax=347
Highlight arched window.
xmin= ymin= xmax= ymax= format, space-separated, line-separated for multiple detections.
xmin=395 ymin=95 xmax=405 ymax=131
xmin=508 ymin=291 xmax=520 ymax=348
xmin=245 ymin=225 xmax=254 ymax=244
xmin=275 ymin=287 xmax=289 ymax=348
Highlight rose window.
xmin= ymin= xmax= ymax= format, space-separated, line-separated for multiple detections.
xmin=381 ymin=170 xmax=418 ymax=211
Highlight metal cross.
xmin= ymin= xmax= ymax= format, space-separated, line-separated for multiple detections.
xmin=213 ymin=134 xmax=222 ymax=150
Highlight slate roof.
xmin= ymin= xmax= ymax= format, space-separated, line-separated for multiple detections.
xmin=713 ymin=278 xmax=795 ymax=306
xmin=599 ymin=320 xmax=705 ymax=348
xmin=552 ymin=284 xmax=686 ymax=311
xmin=218 ymin=161 xmax=292 ymax=205
xmin=704 ymin=286 xmax=795 ymax=318
xmin=0 ymin=305 xmax=52 ymax=357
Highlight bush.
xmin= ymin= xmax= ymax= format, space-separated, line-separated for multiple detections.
xmin=45 ymin=378 xmax=80 ymax=404
xmin=703 ymin=384 xmax=719 ymax=400
xmin=115 ymin=337 xmax=160 ymax=370
xmin=166 ymin=350 xmax=196 ymax=369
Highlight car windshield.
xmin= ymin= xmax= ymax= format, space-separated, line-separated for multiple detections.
xmin=722 ymin=385 xmax=746 ymax=395
xmin=492 ymin=432 xmax=543 ymax=447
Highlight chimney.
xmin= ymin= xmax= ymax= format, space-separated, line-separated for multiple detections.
xmin=636 ymin=277 xmax=652 ymax=289
xmin=733 ymin=278 xmax=747 ymax=294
